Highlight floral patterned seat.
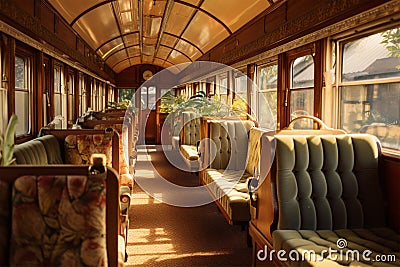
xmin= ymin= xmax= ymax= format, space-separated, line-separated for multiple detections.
xmin=93 ymin=124 xmax=134 ymax=188
xmin=64 ymin=134 xmax=113 ymax=167
xmin=0 ymin=164 xmax=124 ymax=266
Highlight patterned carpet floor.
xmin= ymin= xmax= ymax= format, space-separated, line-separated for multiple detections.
xmin=124 ymin=145 xmax=252 ymax=267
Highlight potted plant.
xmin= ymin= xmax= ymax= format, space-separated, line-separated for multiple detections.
xmin=0 ymin=114 xmax=18 ymax=166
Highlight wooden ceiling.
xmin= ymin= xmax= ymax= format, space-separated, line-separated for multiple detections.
xmin=46 ymin=0 xmax=282 ymax=73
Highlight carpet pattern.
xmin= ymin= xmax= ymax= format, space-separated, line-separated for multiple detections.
xmin=125 ymin=146 xmax=252 ymax=267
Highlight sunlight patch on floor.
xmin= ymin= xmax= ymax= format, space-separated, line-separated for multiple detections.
xmin=125 ymin=227 xmax=230 ymax=265
xmin=131 ymin=191 xmax=162 ymax=205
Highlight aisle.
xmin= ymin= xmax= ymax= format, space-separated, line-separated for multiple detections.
xmin=124 ymin=146 xmax=252 ymax=267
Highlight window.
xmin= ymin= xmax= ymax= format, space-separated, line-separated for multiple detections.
xmin=257 ymin=63 xmax=278 ymax=129
xmin=139 ymin=86 xmax=156 ymax=110
xmin=43 ymin=60 xmax=50 ymax=126
xmin=15 ymin=54 xmax=32 ymax=136
xmin=218 ymin=75 xmax=228 ymax=105
xmin=67 ymin=71 xmax=75 ymax=125
xmin=108 ymin=86 xmax=115 ymax=104
xmin=290 ymin=55 xmax=314 ymax=128
xmin=99 ymin=82 xmax=105 ymax=111
xmin=54 ymin=63 xmax=67 ymax=128
xmin=78 ymin=73 xmax=87 ymax=116
xmin=337 ymin=26 xmax=400 ymax=150
xmin=91 ymin=81 xmax=98 ymax=111
xmin=119 ymin=88 xmax=135 ymax=103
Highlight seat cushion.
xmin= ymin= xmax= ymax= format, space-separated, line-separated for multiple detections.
xmin=273 ymin=228 xmax=400 ymax=266
xmin=180 ymin=145 xmax=199 ymax=160
xmin=36 ymin=135 xmax=63 ymax=164
xmin=203 ymin=169 xmax=252 ymax=223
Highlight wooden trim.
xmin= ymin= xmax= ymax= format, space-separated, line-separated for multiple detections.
xmin=36 ymin=51 xmax=45 ymax=130
xmin=7 ymin=37 xmax=15 ymax=119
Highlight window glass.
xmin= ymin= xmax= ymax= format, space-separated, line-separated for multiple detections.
xmin=53 ymin=63 xmax=66 ymax=128
xmin=292 ymin=55 xmax=314 ymax=89
xmin=258 ymin=64 xmax=278 ymax=129
xmin=15 ymin=55 xmax=31 ymax=135
xmin=78 ymin=73 xmax=87 ymax=116
xmin=219 ymin=76 xmax=228 ymax=105
xmin=338 ymin=26 xmax=400 ymax=151
xmin=141 ymin=87 xmax=148 ymax=110
xmin=342 ymin=28 xmax=400 ymax=82
xmin=15 ymin=56 xmax=25 ymax=89
xmin=68 ymin=72 xmax=75 ymax=125
xmin=290 ymin=54 xmax=314 ymax=128
xmin=148 ymin=86 xmax=156 ymax=110
xmin=341 ymin=83 xmax=400 ymax=150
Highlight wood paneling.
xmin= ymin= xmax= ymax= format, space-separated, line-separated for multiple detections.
xmin=200 ymin=0 xmax=391 ymax=65
xmin=382 ymin=155 xmax=400 ymax=232
xmin=39 ymin=2 xmax=55 ymax=33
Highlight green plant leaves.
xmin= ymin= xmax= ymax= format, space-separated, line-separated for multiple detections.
xmin=1 ymin=114 xmax=18 ymax=166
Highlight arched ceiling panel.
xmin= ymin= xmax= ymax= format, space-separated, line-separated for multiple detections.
xmin=182 ymin=11 xmax=229 ymax=53
xmin=113 ymin=0 xmax=139 ymax=34
xmin=153 ymin=58 xmax=167 ymax=67
xmin=180 ymin=0 xmax=201 ymax=6
xmin=127 ymin=46 xmax=140 ymax=57
xmin=123 ymin=33 xmax=140 ymax=47
xmin=47 ymin=0 xmax=280 ymax=73
xmin=129 ymin=57 xmax=142 ymax=66
xmin=98 ymin=38 xmax=125 ymax=60
xmin=164 ymin=2 xmax=195 ymax=36
xmin=168 ymin=49 xmax=190 ymax=64
xmin=157 ymin=46 xmax=173 ymax=59
xmin=113 ymin=59 xmax=132 ymax=73
xmin=160 ymin=34 xmax=178 ymax=48
xmin=175 ymin=39 xmax=202 ymax=59
xmin=72 ymin=4 xmax=119 ymax=49
xmin=201 ymin=0 xmax=270 ymax=33
xmin=106 ymin=49 xmax=129 ymax=68
xmin=47 ymin=0 xmax=102 ymax=24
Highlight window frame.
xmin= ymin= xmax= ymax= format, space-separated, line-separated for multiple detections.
xmin=333 ymin=25 xmax=400 ymax=153
xmin=14 ymin=47 xmax=33 ymax=138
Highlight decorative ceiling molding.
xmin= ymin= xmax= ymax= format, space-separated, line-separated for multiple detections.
xmin=0 ymin=0 xmax=114 ymax=82
xmin=224 ymin=0 xmax=400 ymax=65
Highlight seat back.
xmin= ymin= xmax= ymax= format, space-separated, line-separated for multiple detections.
xmin=207 ymin=120 xmax=254 ymax=170
xmin=181 ymin=111 xmax=200 ymax=146
xmin=36 ymin=135 xmax=63 ymax=164
xmin=0 ymin=164 xmax=120 ymax=266
xmin=14 ymin=140 xmax=48 ymax=164
xmin=275 ymin=134 xmax=386 ymax=231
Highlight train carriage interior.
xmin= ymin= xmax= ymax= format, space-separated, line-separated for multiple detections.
xmin=0 ymin=0 xmax=399 ymax=266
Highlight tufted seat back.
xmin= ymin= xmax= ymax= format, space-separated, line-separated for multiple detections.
xmin=35 ymin=135 xmax=63 ymax=164
xmin=209 ymin=120 xmax=254 ymax=170
xmin=275 ymin=134 xmax=386 ymax=231
xmin=14 ymin=140 xmax=48 ymax=165
xmin=182 ymin=111 xmax=200 ymax=146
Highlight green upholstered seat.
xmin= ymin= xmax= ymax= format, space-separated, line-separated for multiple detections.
xmin=201 ymin=120 xmax=266 ymax=224
xmin=271 ymin=134 xmax=400 ymax=266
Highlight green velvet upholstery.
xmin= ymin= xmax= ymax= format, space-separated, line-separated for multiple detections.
xmin=178 ymin=112 xmax=201 ymax=169
xmin=209 ymin=120 xmax=254 ymax=170
xmin=182 ymin=112 xmax=200 ymax=146
xmin=271 ymin=134 xmax=399 ymax=266
xmin=36 ymin=135 xmax=63 ymax=164
xmin=14 ymin=140 xmax=48 ymax=165
xmin=201 ymin=121 xmax=266 ymax=224
xmin=203 ymin=169 xmax=253 ymax=223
